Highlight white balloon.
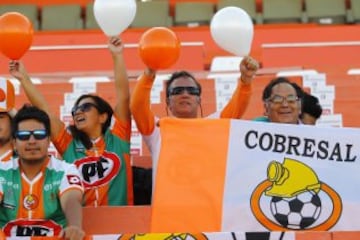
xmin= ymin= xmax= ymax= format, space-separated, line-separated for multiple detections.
xmin=210 ymin=7 xmax=254 ymax=56
xmin=94 ymin=0 xmax=137 ymax=36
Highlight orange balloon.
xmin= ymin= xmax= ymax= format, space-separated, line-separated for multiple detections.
xmin=139 ymin=27 xmax=180 ymax=70
xmin=0 ymin=12 xmax=33 ymax=60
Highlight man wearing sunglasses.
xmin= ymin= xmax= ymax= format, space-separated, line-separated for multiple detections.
xmin=130 ymin=56 xmax=259 ymax=199
xmin=0 ymin=105 xmax=84 ymax=239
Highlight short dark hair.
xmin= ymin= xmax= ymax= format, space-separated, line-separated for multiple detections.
xmin=262 ymin=77 xmax=304 ymax=101
xmin=165 ymin=71 xmax=202 ymax=99
xmin=302 ymin=92 xmax=323 ymax=119
xmin=12 ymin=104 xmax=51 ymax=138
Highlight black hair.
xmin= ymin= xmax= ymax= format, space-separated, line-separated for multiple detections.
xmin=68 ymin=94 xmax=113 ymax=149
xmin=262 ymin=77 xmax=304 ymax=101
xmin=302 ymin=92 xmax=323 ymax=119
xmin=12 ymin=104 xmax=51 ymax=138
xmin=165 ymin=71 xmax=202 ymax=99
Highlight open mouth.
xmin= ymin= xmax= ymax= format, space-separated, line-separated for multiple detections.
xmin=75 ymin=116 xmax=86 ymax=123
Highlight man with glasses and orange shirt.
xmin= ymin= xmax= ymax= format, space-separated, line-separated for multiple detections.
xmin=0 ymin=105 xmax=84 ymax=239
xmin=130 ymin=56 xmax=259 ymax=201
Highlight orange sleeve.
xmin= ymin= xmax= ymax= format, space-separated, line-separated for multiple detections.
xmin=220 ymin=82 xmax=252 ymax=119
xmin=52 ymin=124 xmax=73 ymax=156
xmin=130 ymin=72 xmax=156 ymax=135
xmin=111 ymin=116 xmax=131 ymax=141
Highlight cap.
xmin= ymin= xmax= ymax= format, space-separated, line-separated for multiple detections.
xmin=0 ymin=79 xmax=15 ymax=113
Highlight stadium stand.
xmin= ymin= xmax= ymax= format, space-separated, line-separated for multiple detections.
xmin=304 ymin=0 xmax=350 ymax=24
xmin=216 ymin=0 xmax=261 ymax=24
xmin=41 ymin=4 xmax=83 ymax=30
xmin=174 ymin=1 xmax=215 ymax=26
xmin=261 ymin=0 xmax=307 ymax=24
xmin=0 ymin=4 xmax=39 ymax=30
xmin=84 ymin=2 xmax=100 ymax=30
xmin=350 ymin=0 xmax=360 ymax=23
xmin=131 ymin=0 xmax=173 ymax=28
xmin=2 ymin=1 xmax=360 ymax=239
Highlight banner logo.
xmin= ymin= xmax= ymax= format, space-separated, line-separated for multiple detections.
xmin=250 ymin=158 xmax=342 ymax=231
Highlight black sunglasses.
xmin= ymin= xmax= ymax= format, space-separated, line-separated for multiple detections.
xmin=168 ymin=86 xmax=200 ymax=96
xmin=71 ymin=102 xmax=99 ymax=116
xmin=15 ymin=130 xmax=48 ymax=141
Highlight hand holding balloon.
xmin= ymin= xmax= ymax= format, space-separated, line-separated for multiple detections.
xmin=108 ymin=36 xmax=124 ymax=55
xmin=210 ymin=7 xmax=254 ymax=56
xmin=0 ymin=12 xmax=33 ymax=60
xmin=9 ymin=60 xmax=29 ymax=83
xmin=138 ymin=27 xmax=181 ymax=70
xmin=239 ymin=56 xmax=259 ymax=85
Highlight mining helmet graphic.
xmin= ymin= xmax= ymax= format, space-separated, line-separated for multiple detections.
xmin=0 ymin=79 xmax=15 ymax=112
xmin=266 ymin=159 xmax=321 ymax=197
xmin=250 ymin=158 xmax=342 ymax=231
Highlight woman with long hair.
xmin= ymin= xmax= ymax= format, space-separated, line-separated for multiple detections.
xmin=10 ymin=37 xmax=133 ymax=207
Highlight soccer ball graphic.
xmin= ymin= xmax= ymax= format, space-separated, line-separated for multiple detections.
xmin=270 ymin=190 xmax=322 ymax=229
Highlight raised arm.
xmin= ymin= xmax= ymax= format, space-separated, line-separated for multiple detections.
xmin=108 ymin=37 xmax=130 ymax=122
xmin=130 ymin=68 xmax=157 ymax=135
xmin=220 ymin=56 xmax=259 ymax=118
xmin=9 ymin=61 xmax=64 ymax=139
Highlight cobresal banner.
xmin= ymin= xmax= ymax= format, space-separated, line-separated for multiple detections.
xmin=151 ymin=118 xmax=360 ymax=233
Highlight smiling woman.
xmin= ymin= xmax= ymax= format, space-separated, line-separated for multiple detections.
xmin=8 ymin=36 xmax=133 ymax=207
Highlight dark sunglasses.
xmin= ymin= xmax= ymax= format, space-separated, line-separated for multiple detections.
xmin=71 ymin=102 xmax=99 ymax=116
xmin=15 ymin=130 xmax=48 ymax=141
xmin=168 ymin=86 xmax=200 ymax=96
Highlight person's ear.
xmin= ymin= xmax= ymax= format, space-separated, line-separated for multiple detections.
xmin=264 ymin=102 xmax=269 ymax=116
xmin=196 ymin=96 xmax=201 ymax=104
xmin=298 ymin=100 xmax=302 ymax=115
xmin=99 ymin=112 xmax=108 ymax=124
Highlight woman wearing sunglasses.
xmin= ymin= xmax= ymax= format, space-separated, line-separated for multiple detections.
xmin=9 ymin=37 xmax=133 ymax=207
xmin=130 ymin=56 xmax=259 ymax=197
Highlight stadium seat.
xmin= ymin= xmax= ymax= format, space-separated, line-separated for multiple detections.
xmin=84 ymin=2 xmax=100 ymax=30
xmin=216 ymin=0 xmax=262 ymax=24
xmin=261 ymin=0 xmax=306 ymax=24
xmin=0 ymin=4 xmax=39 ymax=30
xmin=131 ymin=0 xmax=172 ymax=28
xmin=350 ymin=0 xmax=360 ymax=23
xmin=41 ymin=4 xmax=83 ymax=30
xmin=174 ymin=2 xmax=214 ymax=26
xmin=304 ymin=0 xmax=350 ymax=24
